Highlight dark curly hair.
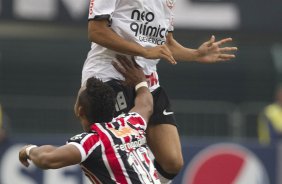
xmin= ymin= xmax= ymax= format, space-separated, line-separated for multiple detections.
xmin=78 ymin=77 xmax=115 ymax=123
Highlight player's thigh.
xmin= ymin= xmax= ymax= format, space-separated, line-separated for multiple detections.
xmin=146 ymin=124 xmax=183 ymax=170
xmin=146 ymin=87 xmax=183 ymax=169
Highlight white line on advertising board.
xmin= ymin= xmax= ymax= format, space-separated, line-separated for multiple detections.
xmin=174 ymin=0 xmax=240 ymax=30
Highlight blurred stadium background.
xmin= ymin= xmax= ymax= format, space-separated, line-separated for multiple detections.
xmin=1 ymin=0 xmax=282 ymax=184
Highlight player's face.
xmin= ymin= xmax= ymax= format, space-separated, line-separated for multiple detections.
xmin=74 ymin=87 xmax=86 ymax=117
xmin=74 ymin=94 xmax=79 ymax=117
xmin=74 ymin=100 xmax=79 ymax=117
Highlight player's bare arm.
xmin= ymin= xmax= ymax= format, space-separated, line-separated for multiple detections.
xmin=88 ymin=20 xmax=176 ymax=64
xmin=112 ymin=55 xmax=153 ymax=122
xmin=165 ymin=32 xmax=238 ymax=63
xmin=19 ymin=144 xmax=81 ymax=169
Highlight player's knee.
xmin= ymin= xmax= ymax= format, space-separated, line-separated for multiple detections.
xmin=161 ymin=155 xmax=184 ymax=174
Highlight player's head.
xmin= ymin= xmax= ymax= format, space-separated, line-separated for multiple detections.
xmin=74 ymin=77 xmax=115 ymax=124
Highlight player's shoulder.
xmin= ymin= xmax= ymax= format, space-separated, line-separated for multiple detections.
xmin=115 ymin=112 xmax=146 ymax=127
xmin=67 ymin=131 xmax=98 ymax=144
xmin=115 ymin=112 xmax=142 ymax=119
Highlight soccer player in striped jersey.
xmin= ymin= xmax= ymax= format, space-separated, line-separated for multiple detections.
xmin=19 ymin=56 xmax=161 ymax=184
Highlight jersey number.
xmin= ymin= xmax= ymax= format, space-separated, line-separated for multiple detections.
xmin=127 ymin=147 xmax=159 ymax=183
xmin=115 ymin=91 xmax=127 ymax=112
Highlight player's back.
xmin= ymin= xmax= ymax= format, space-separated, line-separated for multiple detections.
xmin=68 ymin=112 xmax=160 ymax=184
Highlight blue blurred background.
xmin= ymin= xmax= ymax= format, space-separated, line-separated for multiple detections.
xmin=1 ymin=0 xmax=282 ymax=183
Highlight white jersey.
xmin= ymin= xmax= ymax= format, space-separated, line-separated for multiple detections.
xmin=82 ymin=0 xmax=175 ymax=92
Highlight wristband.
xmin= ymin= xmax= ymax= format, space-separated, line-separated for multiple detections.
xmin=26 ymin=145 xmax=38 ymax=158
xmin=135 ymin=81 xmax=148 ymax=91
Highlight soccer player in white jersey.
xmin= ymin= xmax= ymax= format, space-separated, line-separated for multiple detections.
xmin=84 ymin=0 xmax=238 ymax=182
xmin=19 ymin=57 xmax=161 ymax=184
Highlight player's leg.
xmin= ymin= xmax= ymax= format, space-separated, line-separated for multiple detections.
xmin=147 ymin=125 xmax=183 ymax=177
xmin=146 ymin=87 xmax=183 ymax=182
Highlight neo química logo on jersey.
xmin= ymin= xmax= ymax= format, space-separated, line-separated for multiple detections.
xmin=130 ymin=10 xmax=167 ymax=45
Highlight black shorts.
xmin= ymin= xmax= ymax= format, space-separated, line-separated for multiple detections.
xmin=106 ymin=80 xmax=177 ymax=126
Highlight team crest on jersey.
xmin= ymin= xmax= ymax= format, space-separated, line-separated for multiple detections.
xmin=108 ymin=126 xmax=139 ymax=138
xmin=69 ymin=133 xmax=88 ymax=142
xmin=166 ymin=0 xmax=176 ymax=9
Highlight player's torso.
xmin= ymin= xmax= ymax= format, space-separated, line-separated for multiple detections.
xmin=82 ymin=0 xmax=175 ymax=90
xmin=111 ymin=0 xmax=172 ymax=47
xmin=82 ymin=116 xmax=160 ymax=184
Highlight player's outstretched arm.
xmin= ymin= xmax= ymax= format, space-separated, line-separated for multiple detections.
xmin=112 ymin=55 xmax=153 ymax=122
xmin=88 ymin=20 xmax=176 ymax=64
xmin=19 ymin=144 xmax=81 ymax=169
xmin=165 ymin=32 xmax=238 ymax=63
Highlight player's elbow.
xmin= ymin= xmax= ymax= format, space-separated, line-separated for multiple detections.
xmin=88 ymin=29 xmax=100 ymax=43
xmin=139 ymin=95 xmax=153 ymax=121
xmin=145 ymin=104 xmax=153 ymax=118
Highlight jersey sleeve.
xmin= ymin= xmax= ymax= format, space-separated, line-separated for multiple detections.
xmin=167 ymin=0 xmax=176 ymax=32
xmin=88 ymin=0 xmax=117 ymax=21
xmin=168 ymin=12 xmax=174 ymax=32
xmin=67 ymin=132 xmax=100 ymax=162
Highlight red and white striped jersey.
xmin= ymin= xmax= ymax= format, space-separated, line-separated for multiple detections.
xmin=67 ymin=112 xmax=160 ymax=184
xmin=82 ymin=0 xmax=175 ymax=92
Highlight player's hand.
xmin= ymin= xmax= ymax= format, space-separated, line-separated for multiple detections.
xmin=19 ymin=145 xmax=31 ymax=167
xmin=142 ymin=45 xmax=177 ymax=65
xmin=196 ymin=35 xmax=238 ymax=63
xmin=112 ymin=55 xmax=146 ymax=87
